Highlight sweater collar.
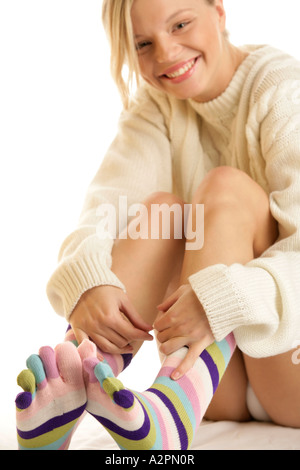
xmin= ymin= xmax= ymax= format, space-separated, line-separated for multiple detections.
xmin=187 ymin=44 xmax=271 ymax=124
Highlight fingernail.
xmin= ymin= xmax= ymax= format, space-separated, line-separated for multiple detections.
xmin=171 ymin=371 xmax=181 ymax=381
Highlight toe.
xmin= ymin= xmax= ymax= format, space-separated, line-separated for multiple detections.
xmin=17 ymin=369 xmax=36 ymax=394
xmin=26 ymin=355 xmax=46 ymax=386
xmin=94 ymin=361 xmax=114 ymax=386
xmin=113 ymin=389 xmax=135 ymax=409
xmin=15 ymin=391 xmax=32 ymax=410
xmin=83 ymin=357 xmax=100 ymax=383
xmin=78 ymin=339 xmax=97 ymax=362
xmin=39 ymin=346 xmax=59 ymax=379
xmin=55 ymin=342 xmax=83 ymax=384
xmin=16 ymin=369 xmax=36 ymax=410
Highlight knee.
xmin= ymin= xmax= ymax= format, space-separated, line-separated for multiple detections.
xmin=140 ymin=192 xmax=186 ymax=241
xmin=192 ymin=167 xmax=277 ymax=255
xmin=192 ymin=166 xmax=253 ymax=207
xmin=192 ymin=166 xmax=272 ymax=228
xmin=143 ymin=191 xmax=185 ymax=209
xmin=190 ymin=168 xmax=255 ymax=240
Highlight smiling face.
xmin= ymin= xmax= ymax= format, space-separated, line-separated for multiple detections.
xmin=131 ymin=0 xmax=233 ymax=102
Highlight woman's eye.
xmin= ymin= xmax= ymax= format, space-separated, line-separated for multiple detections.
xmin=174 ymin=21 xmax=189 ymax=31
xmin=136 ymin=41 xmax=151 ymax=51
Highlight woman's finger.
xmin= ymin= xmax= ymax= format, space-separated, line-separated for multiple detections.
xmin=120 ymin=298 xmax=153 ymax=332
xmin=156 ymin=289 xmax=180 ymax=312
xmin=117 ymin=311 xmax=154 ymax=343
xmin=71 ymin=326 xmax=89 ymax=346
xmin=156 ymin=324 xmax=185 ymax=345
xmin=171 ymin=340 xmax=211 ymax=380
xmin=154 ymin=306 xmax=179 ymax=332
xmin=158 ymin=336 xmax=187 ymax=356
xmin=100 ymin=327 xmax=132 ymax=349
xmin=89 ymin=332 xmax=134 ymax=355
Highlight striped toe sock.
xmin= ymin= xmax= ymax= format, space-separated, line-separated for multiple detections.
xmin=82 ymin=334 xmax=236 ymax=450
xmin=16 ymin=342 xmax=87 ymax=450
xmin=65 ymin=325 xmax=133 ymax=377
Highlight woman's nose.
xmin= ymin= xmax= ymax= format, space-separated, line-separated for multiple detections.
xmin=154 ymin=36 xmax=181 ymax=63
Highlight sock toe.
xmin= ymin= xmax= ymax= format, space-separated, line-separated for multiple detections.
xmin=113 ymin=389 xmax=134 ymax=409
xmin=55 ymin=342 xmax=83 ymax=384
xmin=15 ymin=391 xmax=33 ymax=410
xmin=39 ymin=346 xmax=60 ymax=379
xmin=17 ymin=369 xmax=36 ymax=395
xmin=78 ymin=339 xmax=97 ymax=361
xmin=83 ymin=357 xmax=100 ymax=383
xmin=26 ymin=354 xmax=46 ymax=386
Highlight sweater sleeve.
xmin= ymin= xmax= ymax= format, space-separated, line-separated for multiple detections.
xmin=189 ymin=71 xmax=300 ymax=358
xmin=46 ymin=88 xmax=173 ymax=320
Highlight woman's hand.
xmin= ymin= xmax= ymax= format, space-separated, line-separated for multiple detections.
xmin=69 ymin=285 xmax=153 ymax=354
xmin=154 ymin=284 xmax=214 ymax=380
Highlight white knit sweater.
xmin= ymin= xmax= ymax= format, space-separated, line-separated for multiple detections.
xmin=47 ymin=45 xmax=300 ymax=358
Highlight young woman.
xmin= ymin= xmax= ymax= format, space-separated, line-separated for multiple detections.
xmin=16 ymin=0 xmax=300 ymax=450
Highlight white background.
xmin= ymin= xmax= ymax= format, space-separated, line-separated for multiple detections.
xmin=0 ymin=0 xmax=299 ymax=448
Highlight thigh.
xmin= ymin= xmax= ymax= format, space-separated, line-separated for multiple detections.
xmin=111 ymin=191 xmax=186 ymax=326
xmin=204 ymin=348 xmax=251 ymax=422
xmin=244 ymin=350 xmax=300 ymax=428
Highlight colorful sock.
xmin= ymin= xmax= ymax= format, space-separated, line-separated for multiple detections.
xmin=15 ymin=342 xmax=87 ymax=450
xmin=81 ymin=334 xmax=236 ymax=450
xmin=64 ymin=325 xmax=133 ymax=377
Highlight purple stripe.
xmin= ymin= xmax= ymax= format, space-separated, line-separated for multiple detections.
xmin=147 ymin=388 xmax=188 ymax=450
xmin=121 ymin=353 xmax=133 ymax=371
xmin=92 ymin=396 xmax=151 ymax=440
xmin=200 ymin=350 xmax=219 ymax=393
xmin=17 ymin=403 xmax=86 ymax=440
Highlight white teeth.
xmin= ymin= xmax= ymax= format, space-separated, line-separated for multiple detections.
xmin=166 ymin=59 xmax=196 ymax=79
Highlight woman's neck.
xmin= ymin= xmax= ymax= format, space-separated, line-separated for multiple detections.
xmin=194 ymin=41 xmax=249 ymax=104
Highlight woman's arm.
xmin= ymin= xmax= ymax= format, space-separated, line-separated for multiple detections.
xmin=189 ymin=73 xmax=300 ymax=358
xmin=46 ymin=88 xmax=173 ymax=323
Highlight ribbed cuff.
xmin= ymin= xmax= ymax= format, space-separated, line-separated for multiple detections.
xmin=46 ymin=252 xmax=125 ymax=321
xmin=188 ymin=264 xmax=247 ymax=342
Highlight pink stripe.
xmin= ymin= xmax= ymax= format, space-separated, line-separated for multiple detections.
xmin=143 ymin=392 xmax=172 ymax=449
xmin=100 ymin=352 xmax=121 ymax=376
xmin=37 ymin=378 xmax=47 ymax=391
xmin=159 ymin=355 xmax=213 ymax=420
xmin=17 ymin=383 xmax=85 ymax=423
xmin=159 ymin=365 xmax=202 ymax=427
xmin=158 ymin=356 xmax=182 ymax=375
xmin=64 ymin=330 xmax=76 ymax=342
xmin=39 ymin=347 xmax=60 ymax=379
xmin=226 ymin=333 xmax=236 ymax=355
xmin=83 ymin=357 xmax=100 ymax=383
xmin=59 ymin=436 xmax=71 ymax=450
xmin=89 ymin=384 xmax=142 ymax=423
xmin=58 ymin=414 xmax=85 ymax=449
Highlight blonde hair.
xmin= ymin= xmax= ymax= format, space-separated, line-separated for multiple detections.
xmin=102 ymin=0 xmax=140 ymax=108
xmin=102 ymin=0 xmax=218 ymax=108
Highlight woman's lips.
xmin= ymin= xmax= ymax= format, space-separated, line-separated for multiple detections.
xmin=159 ymin=56 xmax=201 ymax=82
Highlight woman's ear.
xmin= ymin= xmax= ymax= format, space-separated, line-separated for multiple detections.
xmin=214 ymin=0 xmax=227 ymax=33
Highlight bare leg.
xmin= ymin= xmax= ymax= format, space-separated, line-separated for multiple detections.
xmin=180 ymin=167 xmax=278 ymax=421
xmin=244 ymin=349 xmax=300 ymax=427
xmin=111 ymin=192 xmax=186 ymax=357
xmin=180 ymin=166 xmax=277 ymax=280
xmin=111 ymin=167 xmax=283 ymax=423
